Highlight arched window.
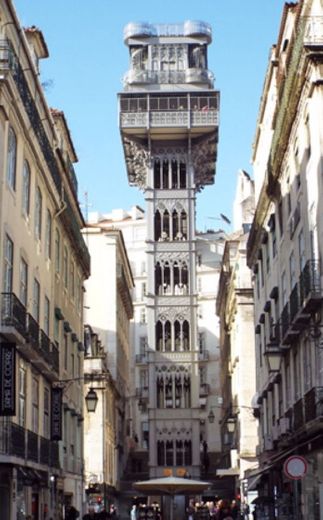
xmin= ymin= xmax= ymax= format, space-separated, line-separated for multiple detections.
xmin=162 ymin=159 xmax=169 ymax=189
xmin=154 ymin=158 xmax=161 ymax=188
xmin=164 ymin=321 xmax=171 ymax=351
xmin=175 ymin=375 xmax=182 ymax=408
xmin=155 ymin=210 xmax=161 ymax=241
xmin=163 ymin=210 xmax=170 ymax=238
xmin=179 ymin=161 xmax=186 ymax=188
xmin=164 ymin=262 xmax=171 ymax=294
xmin=183 ymin=320 xmax=190 ymax=351
xmin=156 ymin=321 xmax=163 ymax=351
xmin=22 ymin=160 xmax=31 ymax=215
xmin=182 ymin=263 xmax=188 ymax=292
xmin=180 ymin=210 xmax=187 ymax=239
xmin=174 ymin=320 xmax=181 ymax=351
xmin=172 ymin=209 xmax=179 ymax=240
xmin=157 ymin=441 xmax=165 ymax=465
xmin=156 ymin=376 xmax=164 ymax=408
xmin=171 ymin=159 xmax=178 ymax=188
xmin=166 ymin=440 xmax=173 ymax=466
xmin=7 ymin=126 xmax=17 ymax=190
xmin=165 ymin=376 xmax=173 ymax=408
xmin=184 ymin=440 xmax=192 ymax=465
xmin=174 ymin=262 xmax=180 ymax=293
xmin=184 ymin=375 xmax=191 ymax=407
xmin=176 ymin=440 xmax=183 ymax=466
xmin=155 ymin=262 xmax=162 ymax=295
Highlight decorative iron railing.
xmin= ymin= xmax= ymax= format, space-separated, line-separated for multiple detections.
xmin=27 ymin=313 xmax=40 ymax=347
xmin=0 ymin=292 xmax=27 ymax=338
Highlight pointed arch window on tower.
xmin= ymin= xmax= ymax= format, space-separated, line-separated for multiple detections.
xmin=171 ymin=159 xmax=179 ymax=189
xmin=184 ymin=440 xmax=192 ymax=465
xmin=155 ymin=262 xmax=162 ymax=295
xmin=183 ymin=320 xmax=190 ymax=351
xmin=166 ymin=440 xmax=174 ymax=465
xmin=162 ymin=159 xmax=169 ymax=189
xmin=172 ymin=209 xmax=179 ymax=240
xmin=155 ymin=210 xmax=162 ymax=241
xmin=156 ymin=321 xmax=163 ymax=351
xmin=154 ymin=158 xmax=161 ymax=188
xmin=157 ymin=440 xmax=165 ymax=465
xmin=180 ymin=161 xmax=187 ymax=188
xmin=176 ymin=440 xmax=184 ymax=466
xmin=180 ymin=210 xmax=187 ymax=239
xmin=164 ymin=321 xmax=171 ymax=351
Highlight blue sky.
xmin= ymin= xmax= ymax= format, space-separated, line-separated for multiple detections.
xmin=13 ymin=0 xmax=285 ymax=231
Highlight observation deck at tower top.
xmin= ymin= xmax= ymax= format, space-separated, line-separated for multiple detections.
xmin=123 ymin=21 xmax=212 ymax=43
xmin=119 ymin=20 xmax=219 ymax=190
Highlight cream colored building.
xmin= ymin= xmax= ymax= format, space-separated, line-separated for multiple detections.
xmin=247 ymin=1 xmax=323 ymax=518
xmin=82 ymin=223 xmax=134 ymax=513
xmin=86 ymin=208 xmax=227 ymax=498
xmin=0 ymin=2 xmax=90 ymax=519
xmin=216 ymin=170 xmax=258 ymax=501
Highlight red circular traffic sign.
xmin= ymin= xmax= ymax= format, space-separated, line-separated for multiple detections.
xmin=283 ymin=455 xmax=307 ymax=480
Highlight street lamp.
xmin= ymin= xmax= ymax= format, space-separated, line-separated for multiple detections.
xmin=207 ymin=409 xmax=215 ymax=423
xmin=264 ymin=347 xmax=282 ymax=372
xmin=226 ymin=417 xmax=236 ymax=433
xmin=84 ymin=388 xmax=99 ymax=413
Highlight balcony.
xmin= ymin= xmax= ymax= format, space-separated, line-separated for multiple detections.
xmin=136 ymin=387 xmax=149 ymax=400
xmin=293 ymin=398 xmax=304 ymax=431
xmin=299 ymin=260 xmax=322 ymax=313
xmin=0 ymin=292 xmax=27 ymax=342
xmin=199 ymin=383 xmax=210 ymax=397
xmin=198 ymin=350 xmax=209 ymax=361
xmin=26 ymin=313 xmax=40 ymax=348
xmin=281 ymin=302 xmax=299 ymax=346
xmin=304 ymin=386 xmax=323 ymax=422
xmin=120 ymin=108 xmax=219 ymax=132
xmin=135 ymin=353 xmax=148 ymax=364
xmin=304 ymin=16 xmax=323 ymax=46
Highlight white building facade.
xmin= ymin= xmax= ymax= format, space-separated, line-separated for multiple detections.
xmin=247 ymin=1 xmax=323 ymax=519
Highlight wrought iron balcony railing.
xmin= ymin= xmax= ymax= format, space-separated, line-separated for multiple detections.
xmin=304 ymin=386 xmax=323 ymax=422
xmin=299 ymin=259 xmax=322 ymax=312
xmin=0 ymin=292 xmax=27 ymax=339
xmin=26 ymin=313 xmax=40 ymax=347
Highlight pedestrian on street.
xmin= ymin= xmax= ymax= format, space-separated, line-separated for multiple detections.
xmin=83 ymin=507 xmax=97 ymax=520
xmin=130 ymin=504 xmax=138 ymax=520
xmin=66 ymin=505 xmax=80 ymax=520
xmin=98 ymin=507 xmax=110 ymax=520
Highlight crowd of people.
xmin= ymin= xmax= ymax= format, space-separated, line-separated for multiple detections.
xmin=186 ymin=499 xmax=250 ymax=520
xmin=65 ymin=504 xmax=118 ymax=520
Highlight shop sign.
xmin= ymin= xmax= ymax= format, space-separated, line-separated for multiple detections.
xmin=283 ymin=455 xmax=307 ymax=480
xmin=51 ymin=387 xmax=63 ymax=440
xmin=0 ymin=342 xmax=16 ymax=415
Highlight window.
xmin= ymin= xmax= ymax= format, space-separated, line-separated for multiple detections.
xmin=63 ymin=246 xmax=68 ymax=289
xmin=64 ymin=334 xmax=68 ymax=371
xmin=32 ymin=377 xmax=39 ymax=433
xmin=3 ymin=234 xmax=14 ymax=293
xmin=281 ymin=271 xmax=287 ymax=307
xmin=7 ymin=126 xmax=17 ymax=190
xmin=298 ymin=229 xmax=306 ymax=271
xmin=33 ymin=278 xmax=40 ymax=322
xmin=22 ymin=160 xmax=31 ymax=215
xmin=43 ymin=387 xmax=49 ymax=438
xmin=34 ymin=187 xmax=42 ymax=240
xmin=140 ymin=336 xmax=147 ymax=355
xmin=45 ymin=209 xmax=52 ymax=259
xmin=141 ymin=282 xmax=146 ymax=300
xmin=19 ymin=258 xmax=28 ymax=306
xmin=54 ymin=315 xmax=60 ymax=342
xmin=142 ymin=421 xmax=149 ymax=449
xmin=140 ymin=308 xmax=146 ymax=324
xmin=55 ymin=229 xmax=60 ymax=273
xmin=198 ymin=332 xmax=205 ymax=353
xmin=71 ymin=352 xmax=75 ymax=378
xmin=289 ymin=251 xmax=296 ymax=290
xmin=70 ymin=261 xmax=75 ymax=300
xmin=44 ymin=296 xmax=50 ymax=335
xmin=286 ymin=176 xmax=292 ymax=216
xmin=18 ymin=365 xmax=26 ymax=427
xmin=303 ymin=340 xmax=312 ymax=392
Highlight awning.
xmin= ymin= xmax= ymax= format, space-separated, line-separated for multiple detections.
xmin=247 ymin=473 xmax=263 ymax=491
xmin=216 ymin=467 xmax=239 ymax=477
